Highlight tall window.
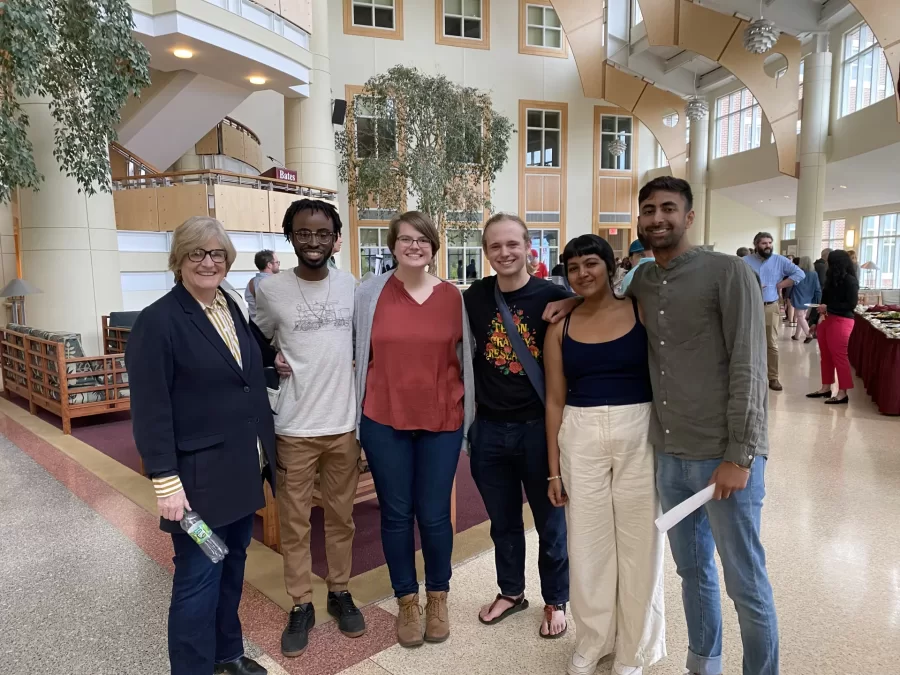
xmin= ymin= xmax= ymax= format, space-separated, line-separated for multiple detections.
xmin=446 ymin=229 xmax=482 ymax=285
xmin=841 ymin=23 xmax=893 ymax=117
xmin=358 ymin=227 xmax=392 ymax=276
xmin=529 ymin=228 xmax=560 ymax=271
xmin=715 ymin=87 xmax=762 ymax=157
xmin=351 ymin=0 xmax=396 ymax=29
xmin=354 ymin=96 xmax=396 ymax=160
xmin=526 ymin=109 xmax=561 ymax=167
xmin=822 ymin=219 xmax=847 ymax=252
xmin=525 ymin=4 xmax=562 ymax=49
xmin=783 ymin=222 xmax=796 ymax=240
xmin=860 ymin=214 xmax=898 ymax=289
xmin=633 ymin=0 xmax=643 ymax=25
xmin=600 ymin=115 xmax=632 ymax=170
xmin=442 ymin=0 xmax=483 ymax=41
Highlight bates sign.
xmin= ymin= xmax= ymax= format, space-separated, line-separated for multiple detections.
xmin=261 ymin=166 xmax=298 ymax=183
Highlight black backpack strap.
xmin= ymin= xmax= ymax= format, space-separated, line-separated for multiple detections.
xmin=493 ymin=281 xmax=545 ymax=405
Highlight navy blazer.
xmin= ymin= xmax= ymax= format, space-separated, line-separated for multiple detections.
xmin=126 ymin=282 xmax=277 ymax=533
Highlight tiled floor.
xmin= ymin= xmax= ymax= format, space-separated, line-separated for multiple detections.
xmin=2 ymin=332 xmax=900 ymax=674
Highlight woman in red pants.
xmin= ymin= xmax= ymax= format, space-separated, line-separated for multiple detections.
xmin=807 ymin=250 xmax=859 ymax=405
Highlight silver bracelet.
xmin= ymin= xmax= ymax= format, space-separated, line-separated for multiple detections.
xmin=547 ymin=475 xmax=561 ymax=482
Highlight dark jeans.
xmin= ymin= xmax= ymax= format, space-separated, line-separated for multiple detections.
xmin=168 ymin=513 xmax=254 ymax=675
xmin=359 ymin=414 xmax=463 ymax=597
xmin=469 ymin=416 xmax=569 ymax=606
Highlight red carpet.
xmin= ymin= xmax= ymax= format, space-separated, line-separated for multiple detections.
xmin=6 ymin=396 xmax=491 ymax=577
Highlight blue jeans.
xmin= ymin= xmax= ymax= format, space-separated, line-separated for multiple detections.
xmin=168 ymin=513 xmax=254 ymax=675
xmin=469 ymin=416 xmax=569 ymax=605
xmin=656 ymin=455 xmax=778 ymax=675
xmin=359 ymin=415 xmax=463 ymax=597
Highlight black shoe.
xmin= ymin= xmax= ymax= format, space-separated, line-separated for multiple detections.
xmin=791 ymin=335 xmax=799 ymax=341
xmin=328 ymin=591 xmax=367 ymax=638
xmin=804 ymin=337 xmax=813 ymax=344
xmin=806 ymin=390 xmax=831 ymax=398
xmin=768 ymin=379 xmax=783 ymax=391
xmin=282 ymin=603 xmax=315 ymax=658
xmin=825 ymin=395 xmax=850 ymax=405
xmin=214 ymin=656 xmax=267 ymax=675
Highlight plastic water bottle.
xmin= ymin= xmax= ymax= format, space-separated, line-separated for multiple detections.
xmin=180 ymin=511 xmax=229 ymax=563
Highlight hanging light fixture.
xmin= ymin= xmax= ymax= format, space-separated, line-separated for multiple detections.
xmin=744 ymin=0 xmax=780 ymax=54
xmin=609 ymin=136 xmax=627 ymax=157
xmin=685 ymin=72 xmax=708 ymax=122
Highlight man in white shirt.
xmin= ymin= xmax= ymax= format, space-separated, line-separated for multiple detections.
xmin=254 ymin=199 xmax=363 ymax=658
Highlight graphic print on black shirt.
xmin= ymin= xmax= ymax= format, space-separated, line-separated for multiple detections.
xmin=464 ymin=276 xmax=571 ymax=422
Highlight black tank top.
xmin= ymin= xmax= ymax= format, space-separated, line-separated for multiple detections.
xmin=561 ymin=298 xmax=653 ymax=407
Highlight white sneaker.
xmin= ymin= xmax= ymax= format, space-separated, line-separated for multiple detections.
xmin=613 ymin=662 xmax=642 ymax=675
xmin=567 ymin=652 xmax=600 ymax=675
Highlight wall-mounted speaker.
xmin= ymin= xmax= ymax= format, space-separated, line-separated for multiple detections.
xmin=332 ymin=99 xmax=347 ymax=125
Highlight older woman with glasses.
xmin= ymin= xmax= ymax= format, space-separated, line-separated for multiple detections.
xmin=126 ymin=216 xmax=276 ymax=675
xmin=355 ymin=211 xmax=475 ymax=648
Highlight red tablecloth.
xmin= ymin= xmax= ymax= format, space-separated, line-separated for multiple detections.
xmin=848 ymin=314 xmax=900 ymax=415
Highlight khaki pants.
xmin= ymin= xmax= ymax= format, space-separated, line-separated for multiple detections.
xmin=559 ymin=403 xmax=666 ymax=667
xmin=276 ymin=432 xmax=360 ymax=605
xmin=764 ymin=302 xmax=780 ymax=381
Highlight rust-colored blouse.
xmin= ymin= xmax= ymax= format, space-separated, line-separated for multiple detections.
xmin=363 ymin=275 xmax=465 ymax=431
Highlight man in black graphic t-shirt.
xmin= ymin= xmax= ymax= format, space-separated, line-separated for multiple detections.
xmin=463 ymin=214 xmax=578 ymax=640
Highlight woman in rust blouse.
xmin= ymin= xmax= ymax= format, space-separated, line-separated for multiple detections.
xmin=354 ymin=211 xmax=475 ymax=648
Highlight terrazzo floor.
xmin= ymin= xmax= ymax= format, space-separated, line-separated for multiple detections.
xmin=2 ymin=332 xmax=899 ymax=674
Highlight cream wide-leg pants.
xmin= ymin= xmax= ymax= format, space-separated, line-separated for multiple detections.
xmin=559 ymin=403 xmax=666 ymax=667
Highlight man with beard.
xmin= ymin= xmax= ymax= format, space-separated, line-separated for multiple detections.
xmin=254 ymin=199 xmax=365 ymax=657
xmin=742 ymin=232 xmax=804 ymax=391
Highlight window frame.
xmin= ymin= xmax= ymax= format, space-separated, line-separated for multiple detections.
xmin=519 ymin=0 xmax=568 ymax=59
xmin=528 ymin=228 xmax=561 ymax=273
xmin=343 ymin=0 xmax=404 ymax=40
xmin=822 ymin=218 xmax=847 ymax=253
xmin=783 ymin=222 xmax=796 ymax=241
xmin=445 ymin=228 xmax=484 ymax=286
xmin=436 ymin=0 xmax=490 ymax=49
xmin=840 ymin=22 xmax=893 ymax=118
xmin=600 ymin=114 xmax=633 ymax=171
xmin=714 ymin=86 xmax=763 ymax=158
xmin=525 ymin=108 xmax=563 ymax=168
xmin=351 ymin=94 xmax=398 ymax=163
xmin=859 ymin=213 xmax=899 ymax=290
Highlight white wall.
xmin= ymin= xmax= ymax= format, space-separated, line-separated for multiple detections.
xmin=708 ymin=191 xmax=781 ymax=256
xmin=228 ymin=90 xmax=287 ymax=169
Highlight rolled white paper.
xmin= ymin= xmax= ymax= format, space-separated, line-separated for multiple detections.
xmin=655 ymin=484 xmax=716 ymax=533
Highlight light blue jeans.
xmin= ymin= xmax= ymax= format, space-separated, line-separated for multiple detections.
xmin=656 ymin=454 xmax=778 ymax=675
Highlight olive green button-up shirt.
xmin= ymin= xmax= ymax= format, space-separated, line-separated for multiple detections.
xmin=627 ymin=248 xmax=769 ymax=465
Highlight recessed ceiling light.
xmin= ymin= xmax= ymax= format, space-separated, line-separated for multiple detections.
xmin=840 ymin=185 xmax=847 ymax=189
xmin=173 ymin=48 xmax=193 ymax=59
xmin=784 ymin=195 xmax=790 ymax=198
xmin=248 ymin=76 xmax=267 ymax=85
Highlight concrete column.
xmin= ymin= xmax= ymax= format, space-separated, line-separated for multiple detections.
xmin=688 ymin=111 xmax=710 ymax=246
xmin=285 ymin=0 xmax=337 ymax=190
xmin=796 ymin=46 xmax=833 ymax=261
xmin=18 ymin=98 xmax=123 ymax=355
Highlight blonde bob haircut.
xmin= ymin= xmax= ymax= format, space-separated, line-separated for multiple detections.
xmin=169 ymin=216 xmax=237 ymax=282
xmin=387 ymin=211 xmax=441 ymax=257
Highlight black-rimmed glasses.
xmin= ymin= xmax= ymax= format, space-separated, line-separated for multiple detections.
xmin=188 ymin=248 xmax=227 ymax=263
xmin=292 ymin=229 xmax=336 ymax=244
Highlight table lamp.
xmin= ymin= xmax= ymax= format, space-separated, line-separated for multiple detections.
xmin=860 ymin=261 xmax=878 ymax=290
xmin=0 ymin=278 xmax=43 ymax=325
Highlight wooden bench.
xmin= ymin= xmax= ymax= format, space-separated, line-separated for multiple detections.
xmin=1 ymin=325 xmax=130 ymax=434
xmin=102 ymin=315 xmax=132 ymax=355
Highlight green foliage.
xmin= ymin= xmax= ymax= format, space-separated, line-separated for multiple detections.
xmin=0 ymin=0 xmax=151 ymax=204
xmin=335 ymin=65 xmax=513 ymax=229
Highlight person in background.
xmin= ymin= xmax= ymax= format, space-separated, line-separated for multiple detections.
xmin=255 ymin=199 xmax=365 ymax=658
xmin=355 ymin=211 xmax=475 ymax=648
xmin=245 ymin=250 xmax=280 ymax=320
xmin=847 ymin=249 xmax=860 ymax=280
xmin=530 ymin=249 xmax=550 ymax=279
xmin=127 ymin=216 xmax=276 ymax=675
xmin=545 ymin=234 xmax=665 ymax=675
xmin=620 ymin=232 xmax=654 ymax=296
xmin=736 ymin=247 xmax=751 ymax=257
xmin=465 ymin=213 xmax=576 ymax=642
xmin=467 ymin=257 xmax=479 ymax=280
xmin=783 ymin=256 xmax=801 ymax=327
xmin=809 ymin=248 xmax=832 ymax=338
xmin=742 ymin=232 xmax=804 ymax=391
xmin=329 ymin=231 xmax=343 ymax=270
xmin=807 ymin=249 xmax=859 ymax=405
xmin=790 ymin=256 xmax=821 ymax=344
xmin=457 ymin=259 xmax=464 ymax=282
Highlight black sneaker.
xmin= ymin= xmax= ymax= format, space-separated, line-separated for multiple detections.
xmin=327 ymin=591 xmax=367 ymax=638
xmin=282 ymin=603 xmax=315 ymax=658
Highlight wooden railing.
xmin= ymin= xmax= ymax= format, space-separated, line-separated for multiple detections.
xmin=111 ymin=168 xmax=337 ymax=200
xmin=109 ymin=142 xmax=160 ymax=179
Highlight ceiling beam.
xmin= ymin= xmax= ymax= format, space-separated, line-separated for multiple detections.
xmin=696 ymin=66 xmax=735 ymax=92
xmin=820 ymin=0 xmax=852 ymax=25
xmin=664 ymin=50 xmax=696 ymax=74
xmin=630 ymin=35 xmax=651 ymax=56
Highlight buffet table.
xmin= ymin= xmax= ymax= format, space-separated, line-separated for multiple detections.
xmin=848 ymin=310 xmax=900 ymax=415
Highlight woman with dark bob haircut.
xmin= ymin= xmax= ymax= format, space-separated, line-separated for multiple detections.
xmin=544 ymin=234 xmax=665 ymax=675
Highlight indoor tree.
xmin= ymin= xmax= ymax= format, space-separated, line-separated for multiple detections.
xmin=335 ymin=65 xmax=513 ymax=232
xmin=0 ymin=0 xmax=151 ymax=204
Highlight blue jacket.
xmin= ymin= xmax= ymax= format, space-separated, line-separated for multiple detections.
xmin=126 ymin=282 xmax=277 ymax=533
xmin=790 ymin=268 xmax=821 ymax=308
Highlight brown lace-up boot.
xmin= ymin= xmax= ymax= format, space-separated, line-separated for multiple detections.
xmin=396 ymin=594 xmax=424 ymax=647
xmin=424 ymin=591 xmax=450 ymax=643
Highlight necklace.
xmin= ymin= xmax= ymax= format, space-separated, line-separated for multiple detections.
xmin=294 ymin=268 xmax=331 ymax=320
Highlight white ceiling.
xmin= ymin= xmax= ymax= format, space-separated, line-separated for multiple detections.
xmin=714 ymin=142 xmax=900 ymax=217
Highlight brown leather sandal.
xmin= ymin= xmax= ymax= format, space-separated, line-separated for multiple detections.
xmin=539 ymin=603 xmax=568 ymax=639
xmin=478 ymin=594 xmax=529 ymax=625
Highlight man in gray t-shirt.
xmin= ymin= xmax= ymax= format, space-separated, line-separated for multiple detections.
xmin=628 ymin=177 xmax=778 ymax=675
xmin=254 ymin=199 xmax=364 ymax=658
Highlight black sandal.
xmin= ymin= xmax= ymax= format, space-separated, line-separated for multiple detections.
xmin=478 ymin=594 xmax=529 ymax=625
xmin=539 ymin=603 xmax=568 ymax=639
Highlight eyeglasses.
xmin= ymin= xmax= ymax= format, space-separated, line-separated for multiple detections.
xmin=396 ymin=235 xmax=432 ymax=248
xmin=292 ymin=229 xmax=336 ymax=244
xmin=187 ymin=248 xmax=227 ymax=263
